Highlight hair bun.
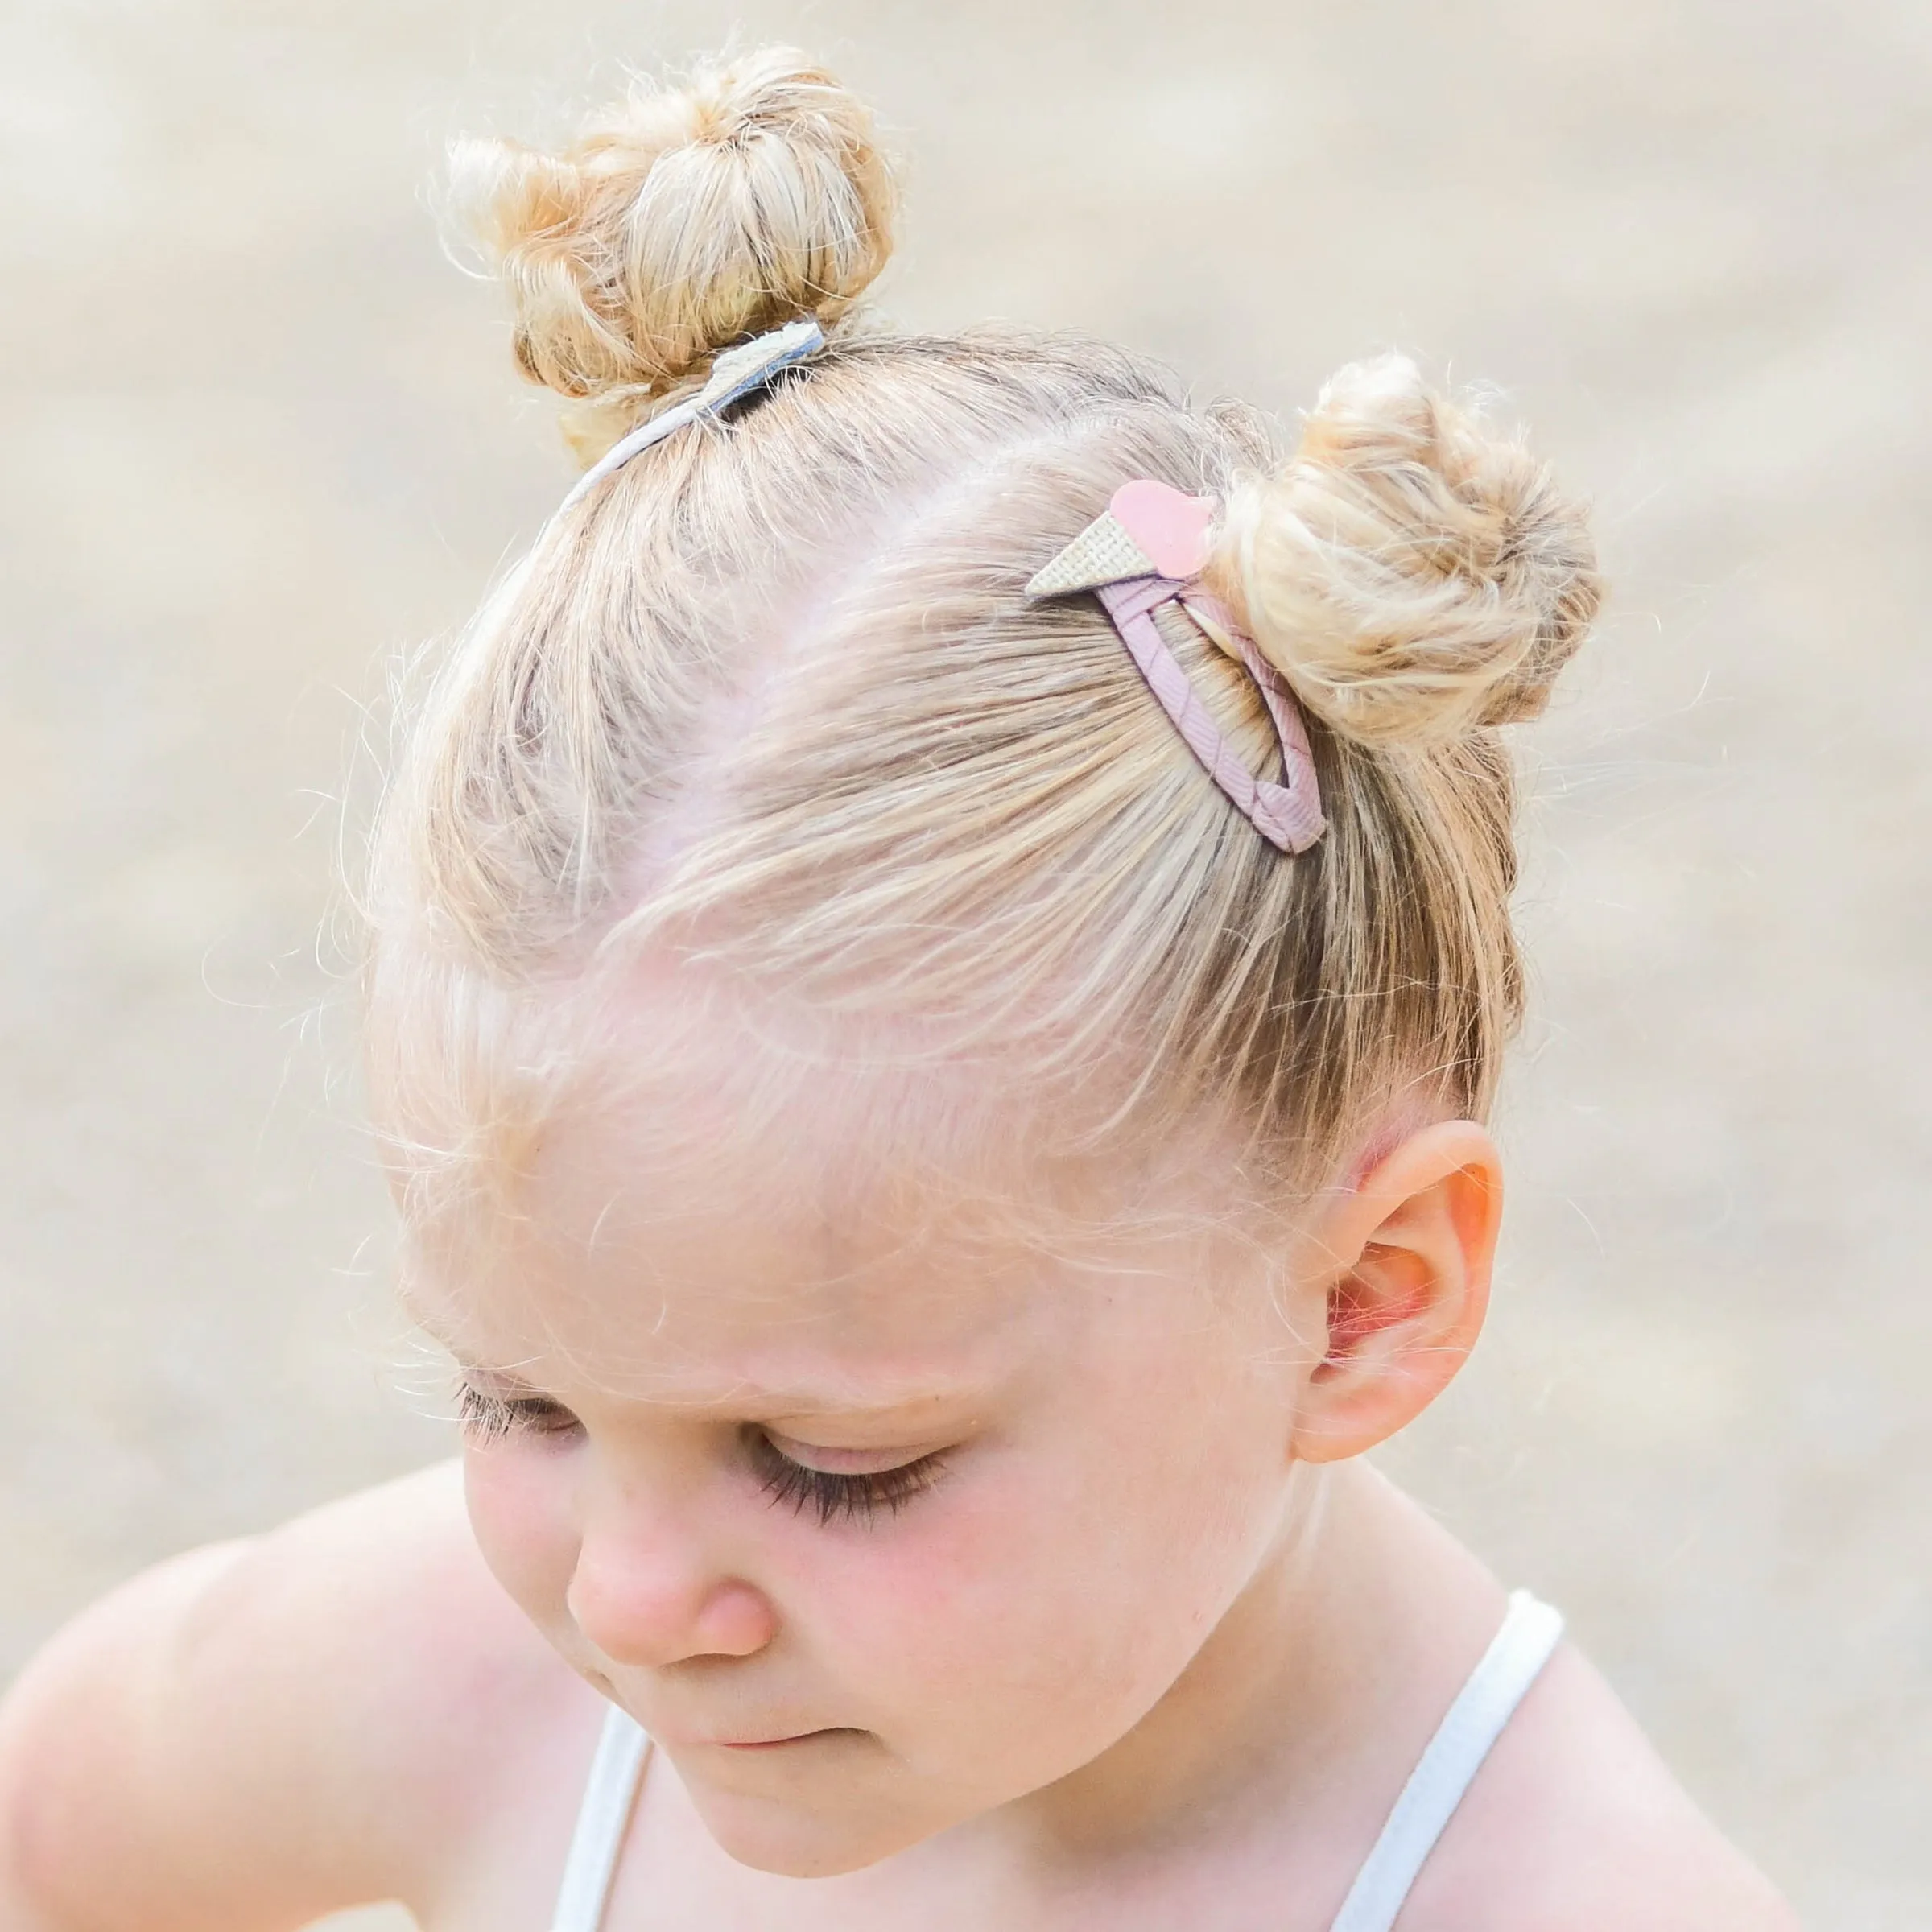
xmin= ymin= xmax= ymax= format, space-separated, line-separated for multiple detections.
xmin=1214 ymin=354 xmax=1603 ymax=749
xmin=450 ymin=47 xmax=897 ymax=456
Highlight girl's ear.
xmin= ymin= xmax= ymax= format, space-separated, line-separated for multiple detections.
xmin=1290 ymin=1121 xmax=1503 ymax=1463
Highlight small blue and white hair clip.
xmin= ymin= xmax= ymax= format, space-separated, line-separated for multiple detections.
xmin=557 ymin=316 xmax=826 ymax=515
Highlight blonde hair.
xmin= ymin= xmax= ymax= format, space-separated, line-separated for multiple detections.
xmin=369 ymin=47 xmax=1603 ymax=1224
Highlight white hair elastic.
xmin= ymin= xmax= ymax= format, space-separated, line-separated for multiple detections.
xmin=557 ymin=316 xmax=827 ymax=514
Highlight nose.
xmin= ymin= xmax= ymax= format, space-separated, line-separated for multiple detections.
xmin=566 ymin=1485 xmax=779 ymax=1669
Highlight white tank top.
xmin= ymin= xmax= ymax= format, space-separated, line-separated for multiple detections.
xmin=551 ymin=1590 xmax=1563 ymax=1932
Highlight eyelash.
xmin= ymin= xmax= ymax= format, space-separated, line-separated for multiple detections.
xmin=745 ymin=1431 xmax=947 ymax=1526
xmin=454 ymin=1383 xmax=947 ymax=1525
xmin=456 ymin=1384 xmax=577 ymax=1443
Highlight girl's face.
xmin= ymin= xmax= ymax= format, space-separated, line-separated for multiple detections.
xmin=408 ymin=1031 xmax=1324 ymax=1878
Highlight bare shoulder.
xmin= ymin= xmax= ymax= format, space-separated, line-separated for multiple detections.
xmin=1409 ymin=1641 xmax=1800 ymax=1932
xmin=0 ymin=1461 xmax=600 ymax=1930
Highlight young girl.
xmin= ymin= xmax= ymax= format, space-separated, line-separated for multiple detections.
xmin=0 ymin=47 xmax=1796 ymax=1932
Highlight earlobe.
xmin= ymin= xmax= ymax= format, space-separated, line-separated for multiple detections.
xmin=1290 ymin=1122 xmax=1502 ymax=1464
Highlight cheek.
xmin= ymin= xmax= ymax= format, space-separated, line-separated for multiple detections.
xmin=789 ymin=1405 xmax=1284 ymax=1775
xmin=463 ymin=1444 xmax=582 ymax=1629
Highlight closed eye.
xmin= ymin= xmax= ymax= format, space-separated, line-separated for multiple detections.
xmin=456 ymin=1382 xmax=580 ymax=1443
xmin=745 ymin=1429 xmax=947 ymax=1526
xmin=454 ymin=1382 xmax=951 ymax=1524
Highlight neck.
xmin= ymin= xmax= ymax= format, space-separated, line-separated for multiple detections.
xmin=988 ymin=1462 xmax=1506 ymax=1878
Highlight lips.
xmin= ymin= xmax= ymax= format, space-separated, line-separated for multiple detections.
xmin=700 ymin=1725 xmax=867 ymax=1751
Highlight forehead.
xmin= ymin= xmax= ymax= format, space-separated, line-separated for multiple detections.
xmin=390 ymin=937 xmax=1288 ymax=1411
xmin=399 ymin=990 xmax=1232 ymax=1398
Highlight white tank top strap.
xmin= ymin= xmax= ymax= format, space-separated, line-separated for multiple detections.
xmin=546 ymin=1594 xmax=1561 ymax=1932
xmin=550 ymin=1703 xmax=653 ymax=1932
xmin=1325 ymin=1589 xmax=1565 ymax=1932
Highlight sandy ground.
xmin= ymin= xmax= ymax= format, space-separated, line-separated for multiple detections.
xmin=2 ymin=2 xmax=1927 ymax=1926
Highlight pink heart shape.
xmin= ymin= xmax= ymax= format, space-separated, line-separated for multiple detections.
xmin=1110 ymin=479 xmax=1216 ymax=580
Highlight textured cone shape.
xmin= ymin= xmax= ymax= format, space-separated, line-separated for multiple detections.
xmin=1025 ymin=512 xmax=1158 ymax=599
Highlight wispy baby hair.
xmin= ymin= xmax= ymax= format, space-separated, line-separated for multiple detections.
xmin=369 ymin=46 xmax=1604 ymax=1227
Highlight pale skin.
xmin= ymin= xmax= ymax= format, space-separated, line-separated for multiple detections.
xmin=0 ymin=1028 xmax=1798 ymax=1930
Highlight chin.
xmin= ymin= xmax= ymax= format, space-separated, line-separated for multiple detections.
xmin=683 ymin=1773 xmax=944 ymax=1879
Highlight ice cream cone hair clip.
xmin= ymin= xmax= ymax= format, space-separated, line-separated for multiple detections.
xmin=1026 ymin=480 xmax=1326 ymax=855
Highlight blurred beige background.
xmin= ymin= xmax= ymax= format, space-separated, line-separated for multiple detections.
xmin=2 ymin=1 xmax=1927 ymax=1926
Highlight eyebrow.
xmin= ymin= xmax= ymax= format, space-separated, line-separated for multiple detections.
xmin=445 ymin=1345 xmax=988 ymax=1422
xmin=407 ymin=1266 xmax=999 ymax=1418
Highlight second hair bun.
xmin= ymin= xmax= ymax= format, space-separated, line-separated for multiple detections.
xmin=1216 ymin=356 xmax=1604 ymax=749
xmin=452 ymin=48 xmax=898 ymax=454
